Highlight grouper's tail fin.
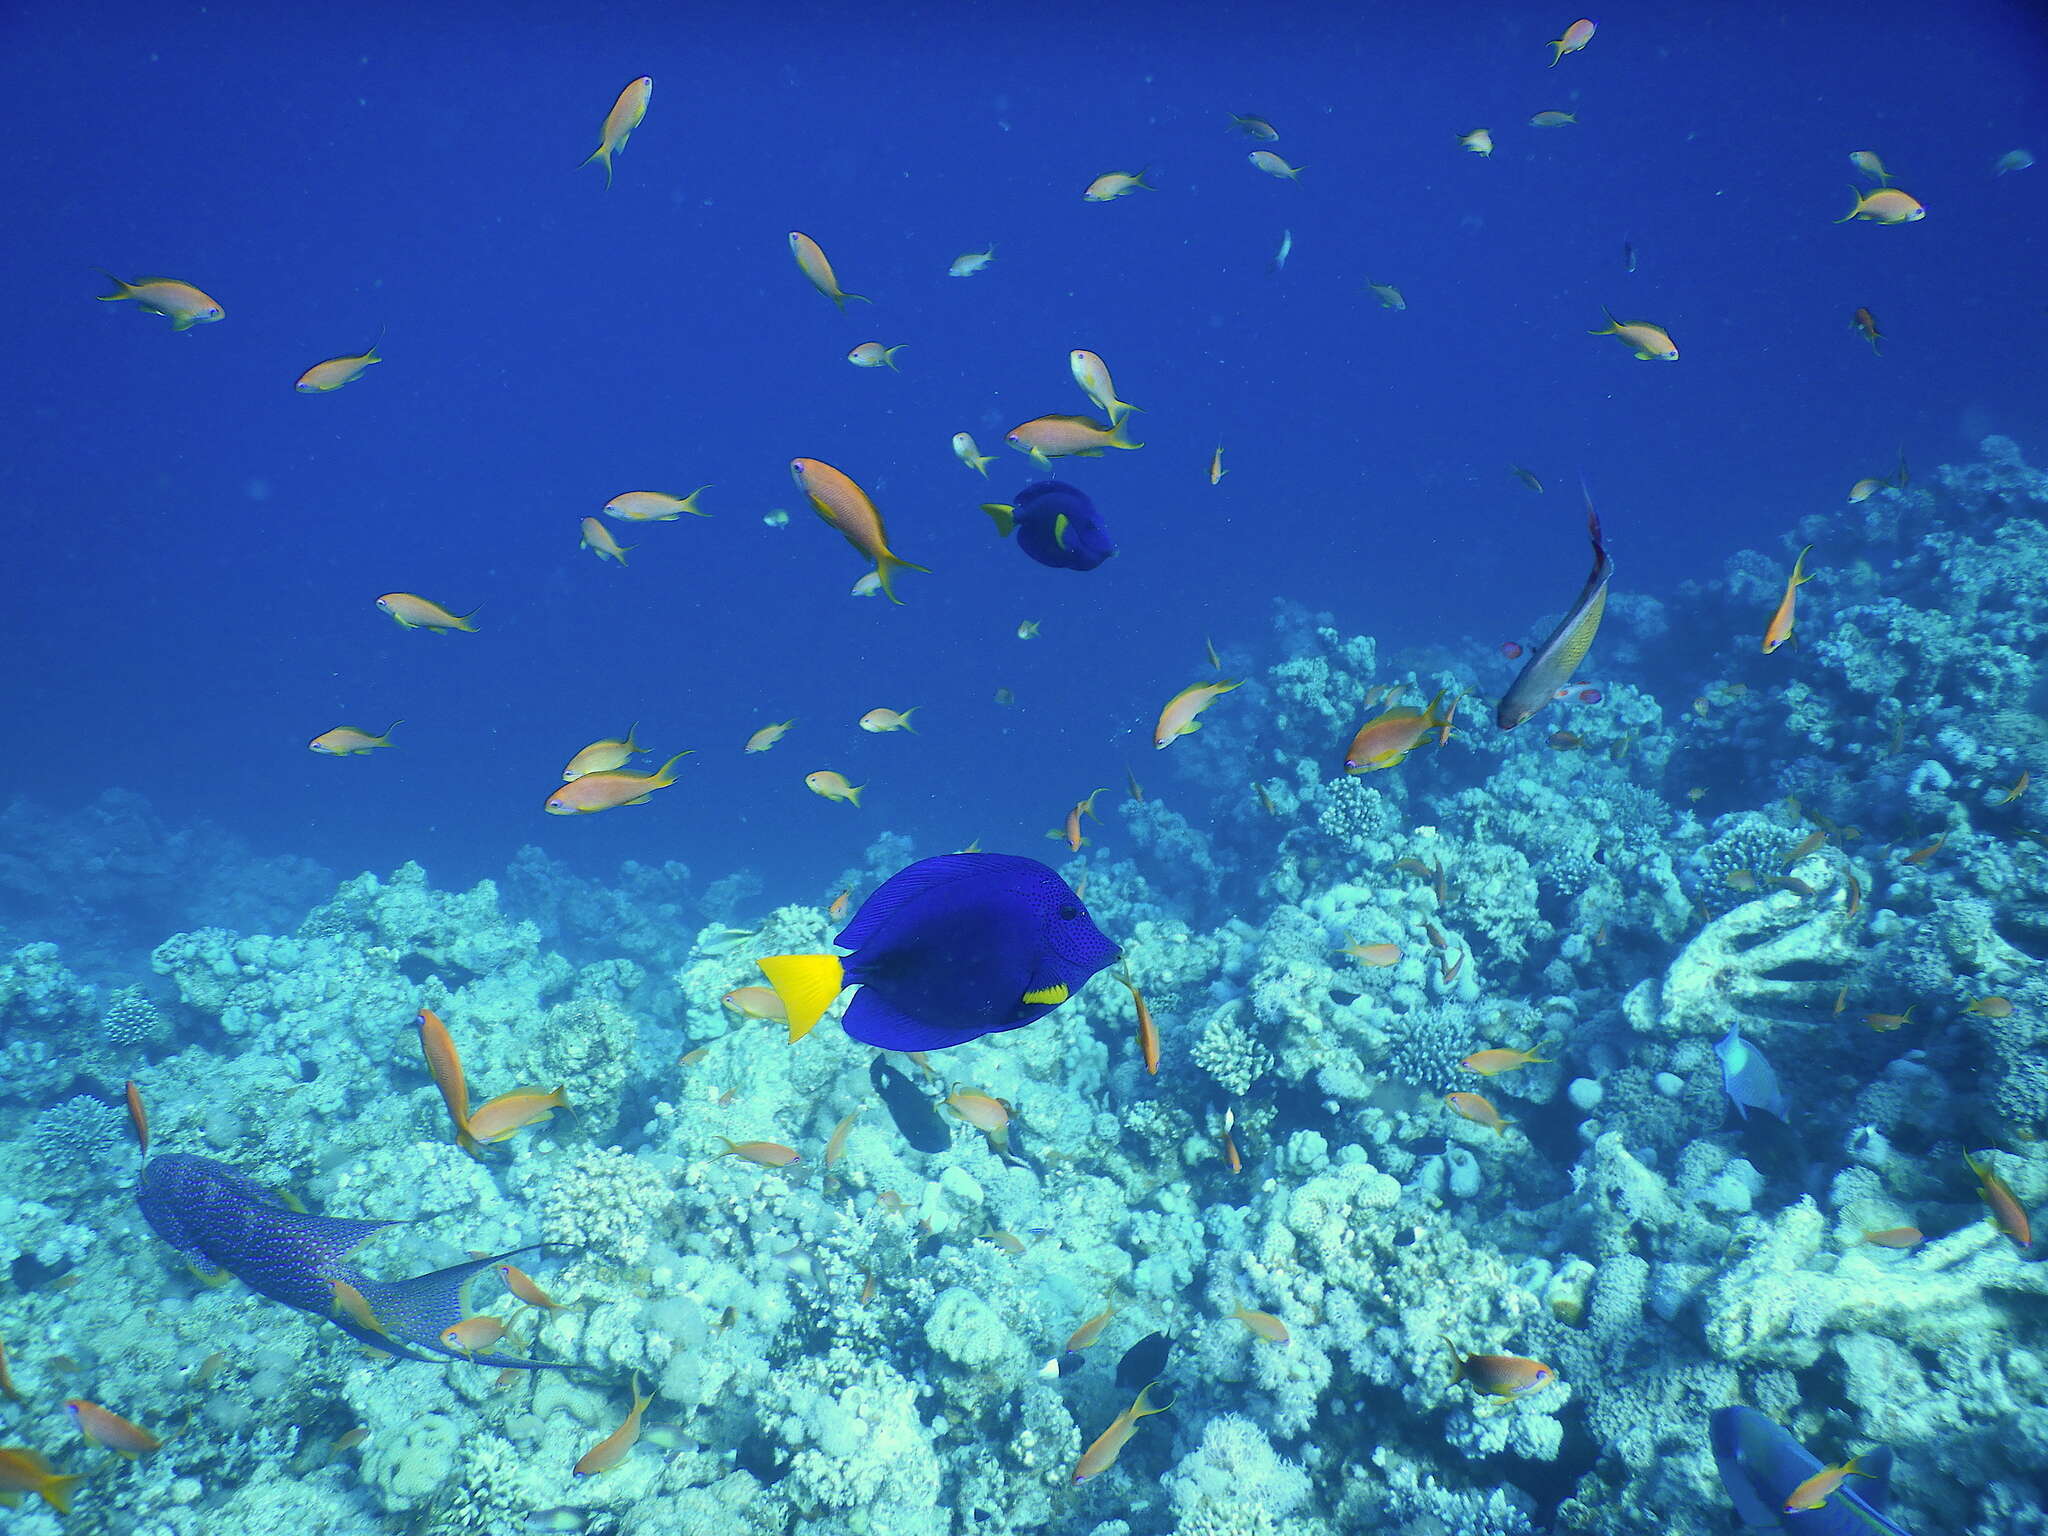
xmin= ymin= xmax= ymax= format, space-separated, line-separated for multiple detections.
xmin=348 ymin=1243 xmax=569 ymax=1370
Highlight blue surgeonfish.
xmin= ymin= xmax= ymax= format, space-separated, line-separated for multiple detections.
xmin=137 ymin=1153 xmax=564 ymax=1369
xmin=981 ymin=481 xmax=1118 ymax=571
xmin=1711 ymin=1406 xmax=1910 ymax=1535
xmin=757 ymin=852 xmax=1120 ymax=1050
xmin=1715 ymin=1025 xmax=1788 ymax=1121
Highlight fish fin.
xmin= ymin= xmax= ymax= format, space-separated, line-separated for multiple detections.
xmin=581 ymin=145 xmax=614 ymax=187
xmin=873 ymin=551 xmax=931 ymax=605
xmin=1021 ymin=982 xmax=1070 ymax=1006
xmin=1835 ymin=188 xmax=1862 ymax=223
xmin=1855 ymin=1448 xmax=1895 ymax=1507
xmin=757 ymin=954 xmax=847 ymax=1042
xmin=830 ymin=290 xmax=871 ymax=310
xmin=38 ymin=1473 xmax=84 ymax=1516
xmin=981 ymin=503 xmax=1016 ymax=536
xmin=350 ymin=1244 xmax=556 ymax=1363
xmin=95 ymin=270 xmax=134 ymax=300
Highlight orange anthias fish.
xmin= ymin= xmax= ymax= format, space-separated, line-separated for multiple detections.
xmin=1444 ymin=1339 xmax=1555 ymax=1398
xmin=467 ymin=1086 xmax=569 ymax=1144
xmin=1006 ymin=413 xmax=1143 ymax=468
xmin=1589 ymin=308 xmax=1678 ymax=361
xmin=497 ymin=1263 xmax=565 ymax=1311
xmin=416 ymin=1008 xmax=477 ymax=1154
xmin=438 ymin=1316 xmax=514 ymax=1357
xmin=1065 ymin=1301 xmax=1116 ymax=1354
xmin=1967 ymin=1151 xmax=2032 ymax=1248
xmin=1860 ymin=1226 xmax=1923 ymax=1249
xmin=1548 ymin=17 xmax=1595 ymax=63
xmin=714 ymin=1137 xmax=802 ymax=1167
xmin=581 ymin=76 xmax=653 ymax=188
xmin=1998 ymin=771 xmax=2030 ymax=806
xmin=1460 ymin=1045 xmax=1551 ymax=1076
xmin=544 ymin=752 xmax=692 ymax=815
xmin=1154 ymin=680 xmax=1242 ymax=749
xmin=580 ymin=517 xmax=632 ymax=565
xmin=1072 ymin=1382 xmax=1173 ymax=1482
xmin=788 ymin=232 xmax=868 ymax=309
xmin=0 ymin=1337 xmax=24 ymax=1404
xmin=791 ymin=457 xmax=929 ymax=602
xmin=1762 ymin=545 xmax=1814 ymax=654
xmin=296 ymin=340 xmax=382 ymax=393
xmin=0 ymin=1447 xmax=83 ymax=1513
xmin=1446 ymin=1092 xmax=1512 ymax=1135
xmin=574 ymin=1374 xmax=654 ymax=1475
xmin=1230 ymin=1307 xmax=1291 ymax=1343
xmin=1345 ymin=687 xmax=1459 ymax=773
xmin=723 ymin=986 xmax=787 ymax=1021
xmin=1059 ymin=787 xmax=1109 ymax=851
xmin=65 ymin=1397 xmax=162 ymax=1457
xmin=376 ymin=592 xmax=478 ymax=633
xmin=1116 ymin=967 xmax=1160 ymax=1074
xmin=124 ymin=1079 xmax=148 ymax=1159
xmin=309 ymin=720 xmax=401 ymax=755
xmin=1340 ymin=942 xmax=1403 ymax=967
xmin=604 ymin=488 xmax=710 ymax=522
xmin=564 ymin=725 xmax=646 ymax=781
xmin=1783 ymin=1455 xmax=1871 ymax=1512
xmin=1852 ymin=308 xmax=1884 ymax=354
xmin=745 ymin=720 xmax=794 ymax=754
xmin=96 ymin=272 xmax=224 ymax=330
xmin=824 ymin=1107 xmax=864 ymax=1168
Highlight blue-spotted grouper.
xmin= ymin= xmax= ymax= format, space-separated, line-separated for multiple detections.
xmin=137 ymin=1152 xmax=560 ymax=1369
xmin=1712 ymin=1406 xmax=1911 ymax=1535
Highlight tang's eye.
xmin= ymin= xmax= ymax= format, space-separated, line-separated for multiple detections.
xmin=1059 ymin=904 xmax=1079 ymax=920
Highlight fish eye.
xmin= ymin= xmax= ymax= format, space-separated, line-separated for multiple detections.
xmin=1059 ymin=904 xmax=1079 ymax=920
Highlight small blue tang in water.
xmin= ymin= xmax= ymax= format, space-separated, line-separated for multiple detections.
xmin=1716 ymin=1023 xmax=1789 ymax=1121
xmin=982 ymin=481 xmax=1117 ymax=571
xmin=137 ymin=1153 xmax=560 ymax=1369
xmin=1711 ymin=1406 xmax=1910 ymax=1535
xmin=758 ymin=852 xmax=1121 ymax=1050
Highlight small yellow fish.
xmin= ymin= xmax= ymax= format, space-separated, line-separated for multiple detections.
xmin=603 ymin=488 xmax=710 ymax=521
xmin=745 ymin=720 xmax=794 ymax=753
xmin=1589 ymin=308 xmax=1678 ymax=360
xmin=1230 ymin=1307 xmax=1291 ymax=1343
xmin=1084 ymin=169 xmax=1152 ymax=201
xmin=1849 ymin=150 xmax=1892 ymax=184
xmin=295 ymin=340 xmax=381 ymax=393
xmin=1445 ymin=1091 xmax=1512 ymax=1135
xmin=859 ymin=707 xmax=919 ymax=733
xmin=96 ymin=272 xmax=224 ymax=330
xmin=1997 ymin=771 xmax=2030 ymax=806
xmin=952 ymin=432 xmax=995 ymax=476
xmin=847 ymin=341 xmax=905 ymax=370
xmin=1458 ymin=128 xmax=1494 ymax=157
xmin=1847 ymin=477 xmax=1890 ymax=503
xmin=438 ymin=1316 xmax=514 ymax=1356
xmin=1837 ymin=187 xmax=1926 ymax=224
xmin=1209 ymin=445 xmax=1227 ymax=484
xmin=1017 ymin=619 xmax=1041 ymax=639
xmin=1231 ymin=114 xmax=1279 ymax=140
xmin=64 ymin=1398 xmax=162 ymax=1458
xmin=1072 ymin=1383 xmax=1172 ymax=1482
xmin=579 ymin=516 xmax=631 ymax=565
xmin=1154 ymin=679 xmax=1242 ymax=749
xmin=1530 ymin=111 xmax=1578 ymax=127
xmin=949 ymin=246 xmax=996 ymax=276
xmin=1461 ymin=1045 xmax=1551 ymax=1076
xmin=1070 ymin=349 xmax=1138 ymax=423
xmin=309 ymin=721 xmax=401 ymax=755
xmin=543 ymin=752 xmax=691 ymax=815
xmin=1548 ymin=17 xmax=1595 ymax=64
xmin=1248 ymin=150 xmax=1302 ymax=179
xmin=1006 ymin=413 xmax=1142 ymax=467
xmin=581 ymin=76 xmax=652 ymax=187
xmin=805 ymin=770 xmax=863 ymax=806
xmin=1783 ymin=1456 xmax=1871 ymax=1513
xmin=788 ymin=231 xmax=868 ymax=309
xmin=376 ymin=592 xmax=478 ymax=633
xmin=1364 ymin=277 xmax=1407 ymax=311
xmin=564 ymin=725 xmax=646 ymax=781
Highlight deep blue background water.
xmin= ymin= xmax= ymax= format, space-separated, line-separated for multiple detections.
xmin=4 ymin=0 xmax=2044 ymax=902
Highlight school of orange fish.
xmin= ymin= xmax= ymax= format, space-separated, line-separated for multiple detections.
xmin=11 ymin=15 xmax=2040 ymax=1513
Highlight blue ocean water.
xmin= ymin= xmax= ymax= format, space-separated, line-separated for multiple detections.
xmin=4 ymin=1 xmax=2048 ymax=1533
